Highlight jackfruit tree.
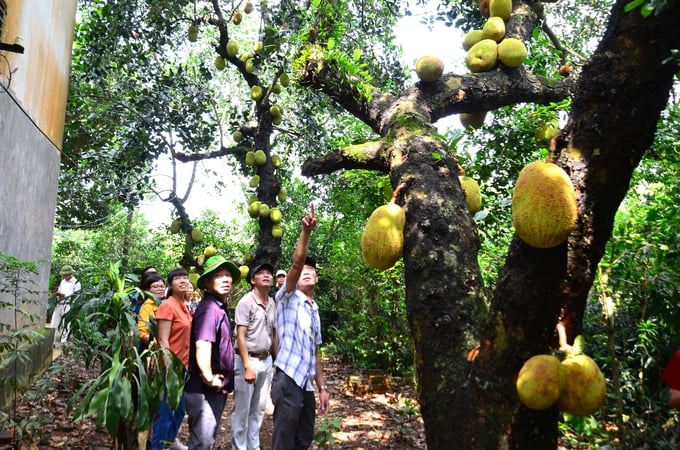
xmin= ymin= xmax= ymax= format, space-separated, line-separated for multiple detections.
xmin=59 ymin=0 xmax=680 ymax=448
xmin=294 ymin=1 xmax=680 ymax=449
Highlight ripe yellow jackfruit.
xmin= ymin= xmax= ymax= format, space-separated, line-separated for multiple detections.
xmin=415 ymin=55 xmax=444 ymax=82
xmin=465 ymin=39 xmax=498 ymax=73
xmin=191 ymin=228 xmax=203 ymax=243
xmin=245 ymin=151 xmax=256 ymax=165
xmin=512 ymin=161 xmax=577 ymax=248
xmin=361 ymin=192 xmax=405 ymax=271
xmin=557 ymin=354 xmax=606 ymax=416
xmin=272 ymin=225 xmax=283 ymax=239
xmin=189 ymin=272 xmax=200 ymax=288
xmin=248 ymin=201 xmax=261 ymax=218
xmin=498 ymin=38 xmax=527 ymax=68
xmin=462 ymin=30 xmax=484 ymax=51
xmin=482 ymin=17 xmax=505 ymax=42
xmin=516 ymin=354 xmax=565 ymax=410
xmin=489 ymin=0 xmax=512 ymax=20
xmin=459 ymin=176 xmax=482 ymax=214
xmin=239 ymin=265 xmax=250 ymax=280
xmin=270 ymin=207 xmax=282 ymax=224
xmin=170 ymin=219 xmax=180 ymax=234
xmin=254 ymin=149 xmax=267 ymax=165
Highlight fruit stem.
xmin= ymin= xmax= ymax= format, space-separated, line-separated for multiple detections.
xmin=391 ymin=183 xmax=406 ymax=203
xmin=458 ymin=164 xmax=466 ymax=176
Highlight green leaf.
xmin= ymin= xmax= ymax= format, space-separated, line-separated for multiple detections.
xmin=640 ymin=2 xmax=655 ymax=16
xmin=87 ymin=388 xmax=110 ymax=418
xmin=624 ymin=0 xmax=646 ymax=12
xmin=117 ymin=376 xmax=134 ymax=423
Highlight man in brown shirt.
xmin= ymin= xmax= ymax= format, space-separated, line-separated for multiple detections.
xmin=232 ymin=263 xmax=278 ymax=450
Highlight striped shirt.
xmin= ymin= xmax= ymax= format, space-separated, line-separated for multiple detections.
xmin=274 ymin=287 xmax=322 ymax=391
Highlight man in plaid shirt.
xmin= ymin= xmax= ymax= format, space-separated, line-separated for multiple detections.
xmin=271 ymin=205 xmax=329 ymax=450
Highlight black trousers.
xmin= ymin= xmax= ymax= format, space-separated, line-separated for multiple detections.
xmin=271 ymin=368 xmax=316 ymax=450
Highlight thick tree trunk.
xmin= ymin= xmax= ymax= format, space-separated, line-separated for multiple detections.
xmin=394 ymin=134 xmax=488 ymax=449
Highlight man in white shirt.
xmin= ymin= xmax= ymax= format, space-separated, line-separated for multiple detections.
xmin=50 ymin=265 xmax=81 ymax=346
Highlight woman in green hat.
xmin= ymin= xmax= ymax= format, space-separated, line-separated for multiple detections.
xmin=184 ymin=255 xmax=240 ymax=449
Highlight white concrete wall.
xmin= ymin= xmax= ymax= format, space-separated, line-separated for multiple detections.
xmin=0 ymin=91 xmax=60 ymax=328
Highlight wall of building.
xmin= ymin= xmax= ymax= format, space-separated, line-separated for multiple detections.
xmin=0 ymin=92 xmax=61 ymax=327
xmin=1 ymin=0 xmax=76 ymax=326
xmin=1 ymin=0 xmax=77 ymax=147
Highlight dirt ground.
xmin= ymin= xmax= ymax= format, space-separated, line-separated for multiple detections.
xmin=1 ymin=345 xmax=425 ymax=449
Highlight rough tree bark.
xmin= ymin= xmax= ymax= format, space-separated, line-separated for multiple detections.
xmin=300 ymin=0 xmax=680 ymax=448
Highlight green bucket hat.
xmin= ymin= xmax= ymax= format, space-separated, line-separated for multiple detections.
xmin=59 ymin=265 xmax=75 ymax=275
xmin=198 ymin=255 xmax=240 ymax=289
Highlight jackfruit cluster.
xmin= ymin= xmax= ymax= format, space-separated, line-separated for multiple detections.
xmin=516 ymin=341 xmax=606 ymax=416
xmin=463 ymin=0 xmax=528 ymax=73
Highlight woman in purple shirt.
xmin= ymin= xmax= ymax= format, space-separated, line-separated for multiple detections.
xmin=184 ymin=255 xmax=240 ymax=450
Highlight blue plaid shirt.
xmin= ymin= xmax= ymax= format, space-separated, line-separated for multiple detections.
xmin=274 ymin=287 xmax=322 ymax=391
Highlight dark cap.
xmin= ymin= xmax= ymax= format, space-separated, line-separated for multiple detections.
xmin=304 ymin=256 xmax=316 ymax=269
xmin=248 ymin=263 xmax=275 ymax=282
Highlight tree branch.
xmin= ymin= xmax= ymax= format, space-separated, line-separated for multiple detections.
xmin=301 ymin=140 xmax=390 ymax=176
xmin=173 ymin=144 xmax=249 ymax=162
xmin=297 ymin=44 xmax=576 ymax=136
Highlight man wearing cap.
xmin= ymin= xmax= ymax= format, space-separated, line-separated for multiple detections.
xmin=269 ymin=270 xmax=286 ymax=298
xmin=184 ymin=255 xmax=239 ymax=450
xmin=271 ymin=206 xmax=329 ymax=450
xmin=232 ymin=263 xmax=278 ymax=450
xmin=50 ymin=265 xmax=81 ymax=346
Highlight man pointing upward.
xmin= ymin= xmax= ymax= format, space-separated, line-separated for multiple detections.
xmin=271 ymin=204 xmax=329 ymax=450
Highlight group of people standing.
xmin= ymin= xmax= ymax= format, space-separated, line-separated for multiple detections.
xmin=134 ymin=207 xmax=328 ymax=450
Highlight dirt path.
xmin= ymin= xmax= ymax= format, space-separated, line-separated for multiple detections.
xmin=3 ymin=347 xmax=425 ymax=449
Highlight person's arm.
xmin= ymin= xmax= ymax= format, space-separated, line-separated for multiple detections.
xmin=271 ymin=329 xmax=278 ymax=359
xmin=157 ymin=319 xmax=171 ymax=349
xmin=237 ymin=325 xmax=256 ymax=384
xmin=315 ymin=348 xmax=329 ymax=415
xmin=196 ymin=340 xmax=223 ymax=389
xmin=56 ymin=280 xmax=65 ymax=298
xmin=285 ymin=205 xmax=317 ymax=293
xmin=137 ymin=301 xmax=153 ymax=344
